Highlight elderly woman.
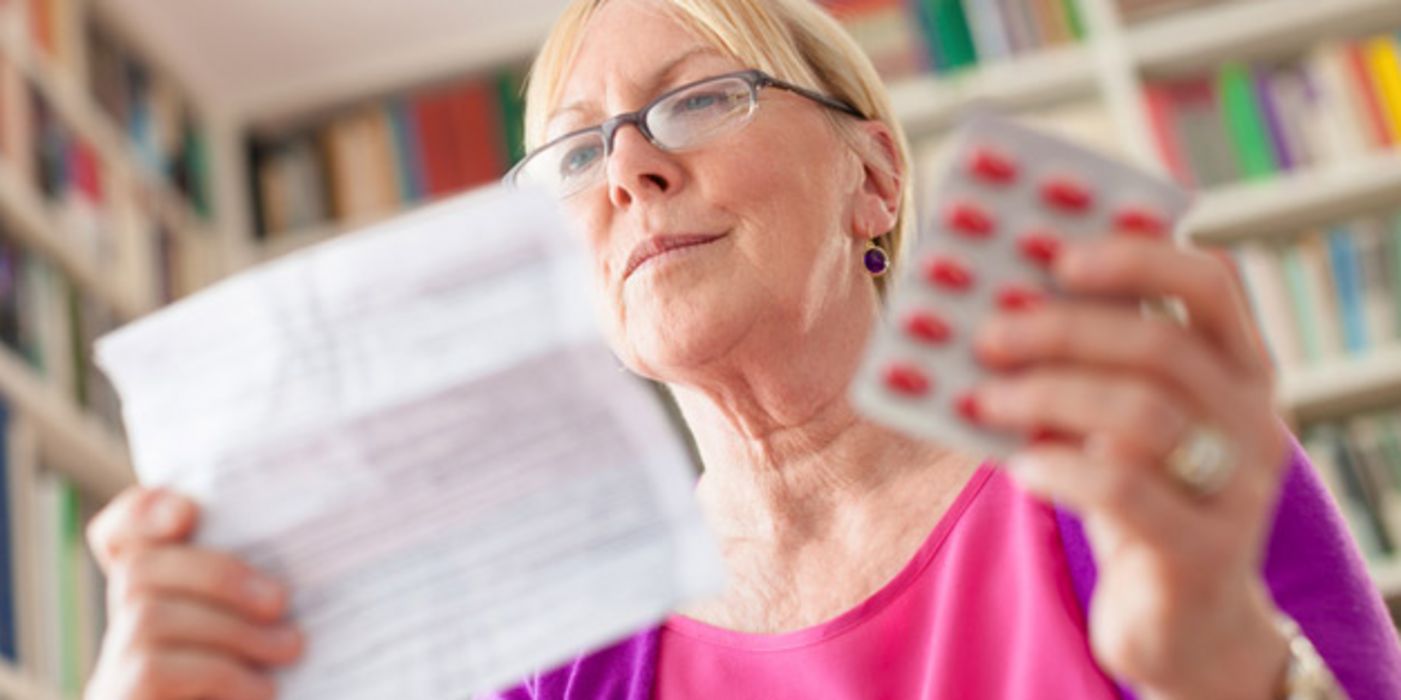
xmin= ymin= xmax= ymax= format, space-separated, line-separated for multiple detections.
xmin=85 ymin=0 xmax=1400 ymax=698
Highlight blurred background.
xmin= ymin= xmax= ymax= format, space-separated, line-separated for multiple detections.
xmin=2 ymin=0 xmax=1401 ymax=696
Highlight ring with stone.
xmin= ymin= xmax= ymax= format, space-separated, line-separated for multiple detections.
xmin=1165 ymin=424 xmax=1237 ymax=498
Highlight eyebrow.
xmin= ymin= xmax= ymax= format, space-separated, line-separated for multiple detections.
xmin=549 ymin=46 xmax=725 ymax=125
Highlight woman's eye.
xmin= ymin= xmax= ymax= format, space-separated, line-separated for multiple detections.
xmin=560 ymin=144 xmax=602 ymax=177
xmin=675 ymin=92 xmax=724 ymax=113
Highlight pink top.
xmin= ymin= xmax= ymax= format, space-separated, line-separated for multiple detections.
xmin=656 ymin=465 xmax=1122 ymax=699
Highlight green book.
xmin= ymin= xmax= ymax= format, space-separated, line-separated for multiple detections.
xmin=496 ymin=70 xmax=528 ymax=168
xmin=1217 ymin=62 xmax=1277 ymax=181
xmin=925 ymin=0 xmax=979 ymax=72
xmin=1281 ymin=243 xmax=1322 ymax=363
xmin=1061 ymin=0 xmax=1086 ymax=41
xmin=58 ymin=481 xmax=82 ymax=698
xmin=181 ymin=121 xmax=214 ymax=219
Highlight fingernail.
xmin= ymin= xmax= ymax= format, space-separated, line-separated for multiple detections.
xmin=143 ymin=495 xmax=186 ymax=536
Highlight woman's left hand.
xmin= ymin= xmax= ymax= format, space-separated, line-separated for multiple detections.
xmin=972 ymin=234 xmax=1293 ymax=699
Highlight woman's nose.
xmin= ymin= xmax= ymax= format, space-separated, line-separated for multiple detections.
xmin=605 ymin=125 xmax=682 ymax=209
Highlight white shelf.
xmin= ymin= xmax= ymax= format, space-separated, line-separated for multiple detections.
xmin=1279 ymin=345 xmax=1401 ymax=423
xmin=1185 ymin=154 xmax=1401 ymax=245
xmin=890 ymin=45 xmax=1098 ymax=139
xmin=0 ymin=661 xmax=59 ymax=700
xmin=1130 ymin=0 xmax=1401 ymax=76
xmin=0 ymin=345 xmax=134 ymax=501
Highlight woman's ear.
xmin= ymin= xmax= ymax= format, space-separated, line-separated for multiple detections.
xmin=849 ymin=120 xmax=903 ymax=242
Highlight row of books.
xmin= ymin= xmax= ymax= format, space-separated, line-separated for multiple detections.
xmin=248 ymin=70 xmax=525 ymax=240
xmin=1144 ymin=33 xmax=1401 ymax=189
xmin=0 ymin=48 xmax=200 ymax=308
xmin=0 ymin=400 xmax=104 ymax=698
xmin=819 ymin=0 xmax=1085 ymax=81
xmin=1233 ymin=209 xmax=1401 ymax=371
xmin=0 ymin=228 xmax=124 ymax=433
xmin=84 ymin=14 xmax=211 ymax=217
xmin=1303 ymin=406 xmax=1401 ymax=561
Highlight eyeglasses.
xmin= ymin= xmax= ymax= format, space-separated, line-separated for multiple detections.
xmin=504 ymin=69 xmax=867 ymax=198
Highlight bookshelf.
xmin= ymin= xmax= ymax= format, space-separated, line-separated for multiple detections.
xmin=2 ymin=0 xmax=1401 ymax=697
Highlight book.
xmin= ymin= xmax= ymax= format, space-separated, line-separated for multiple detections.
xmin=1305 ymin=43 xmax=1369 ymax=164
xmin=1363 ymin=36 xmax=1401 ymax=145
xmin=452 ymin=82 xmax=507 ymax=189
xmin=1141 ymin=83 xmax=1192 ymax=186
xmin=1344 ymin=42 xmax=1394 ymax=148
xmin=1353 ymin=218 xmax=1398 ymax=349
xmin=1234 ymin=241 xmax=1303 ymax=370
xmin=963 ymin=0 xmax=1013 ymax=64
xmin=1302 ymin=425 xmax=1382 ymax=558
xmin=1297 ymin=231 xmax=1348 ymax=361
xmin=1327 ymin=225 xmax=1370 ymax=354
xmin=1317 ymin=422 xmax=1394 ymax=557
xmin=387 ymin=98 xmax=426 ymax=203
xmin=495 ymin=71 xmax=527 ymax=167
xmin=1217 ymin=62 xmax=1277 ymax=181
xmin=1252 ymin=64 xmax=1294 ymax=171
xmin=1348 ymin=417 xmax=1401 ymax=559
xmin=920 ymin=0 xmax=979 ymax=73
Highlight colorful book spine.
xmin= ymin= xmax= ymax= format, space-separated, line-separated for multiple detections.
xmin=1344 ymin=42 xmax=1394 ymax=148
xmin=387 ymin=99 xmax=425 ymax=204
xmin=1217 ymin=62 xmax=1277 ymax=181
xmin=1326 ymin=226 xmax=1369 ymax=354
xmin=1363 ymin=35 xmax=1401 ymax=144
xmin=920 ymin=0 xmax=979 ymax=73
xmin=1253 ymin=69 xmax=1294 ymax=171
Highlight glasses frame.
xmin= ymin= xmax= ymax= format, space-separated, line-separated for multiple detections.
xmin=504 ymin=69 xmax=868 ymax=196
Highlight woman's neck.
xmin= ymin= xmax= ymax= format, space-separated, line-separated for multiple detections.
xmin=669 ymin=359 xmax=971 ymax=547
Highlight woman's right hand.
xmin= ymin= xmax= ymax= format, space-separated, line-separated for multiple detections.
xmin=84 ymin=487 xmax=305 ymax=700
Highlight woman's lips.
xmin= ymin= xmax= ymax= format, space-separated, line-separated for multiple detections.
xmin=623 ymin=233 xmax=728 ymax=279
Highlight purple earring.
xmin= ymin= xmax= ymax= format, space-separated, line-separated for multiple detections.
xmin=864 ymin=242 xmax=889 ymax=277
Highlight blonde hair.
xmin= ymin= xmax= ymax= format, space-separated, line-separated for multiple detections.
xmin=521 ymin=0 xmax=913 ymax=292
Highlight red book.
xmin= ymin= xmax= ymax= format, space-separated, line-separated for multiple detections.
xmin=1141 ymin=83 xmax=1192 ymax=187
xmin=450 ymin=82 xmax=506 ymax=189
xmin=412 ymin=90 xmax=460 ymax=196
xmin=1343 ymin=42 xmax=1393 ymax=148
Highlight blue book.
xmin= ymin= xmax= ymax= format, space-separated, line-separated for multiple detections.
xmin=0 ymin=400 xmax=15 ymax=662
xmin=387 ymin=100 xmax=425 ymax=203
xmin=1326 ymin=226 xmax=1369 ymax=354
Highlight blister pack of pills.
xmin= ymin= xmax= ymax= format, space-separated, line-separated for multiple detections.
xmin=849 ymin=112 xmax=1192 ymax=457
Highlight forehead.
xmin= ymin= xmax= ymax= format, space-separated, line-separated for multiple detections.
xmin=552 ymin=0 xmax=738 ymax=124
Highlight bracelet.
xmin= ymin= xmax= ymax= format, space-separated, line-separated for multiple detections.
xmin=1272 ymin=613 xmax=1347 ymax=699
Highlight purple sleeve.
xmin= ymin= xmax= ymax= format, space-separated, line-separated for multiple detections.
xmin=1263 ymin=438 xmax=1401 ymax=698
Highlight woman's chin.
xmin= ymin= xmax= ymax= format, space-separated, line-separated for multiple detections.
xmin=619 ymin=303 xmax=748 ymax=379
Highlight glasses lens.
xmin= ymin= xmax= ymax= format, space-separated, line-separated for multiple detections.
xmin=516 ymin=130 xmax=607 ymax=198
xmin=648 ymin=77 xmax=755 ymax=150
